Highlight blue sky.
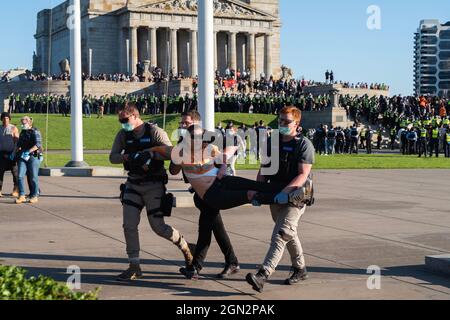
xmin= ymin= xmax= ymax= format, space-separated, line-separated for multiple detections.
xmin=0 ymin=0 xmax=449 ymax=95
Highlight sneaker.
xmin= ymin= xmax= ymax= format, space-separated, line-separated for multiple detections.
xmin=15 ymin=196 xmax=27 ymax=204
xmin=116 ymin=264 xmax=143 ymax=282
xmin=284 ymin=267 xmax=309 ymax=285
xmin=29 ymin=197 xmax=39 ymax=204
xmin=12 ymin=187 xmax=19 ymax=198
xmin=180 ymin=266 xmax=200 ymax=280
xmin=217 ymin=264 xmax=240 ymax=279
xmin=246 ymin=269 xmax=269 ymax=293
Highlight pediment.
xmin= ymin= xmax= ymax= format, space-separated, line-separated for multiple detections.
xmin=135 ymin=0 xmax=275 ymax=20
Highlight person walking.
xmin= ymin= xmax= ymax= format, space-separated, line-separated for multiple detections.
xmin=109 ymin=104 xmax=194 ymax=281
xmin=14 ymin=116 xmax=43 ymax=204
xmin=246 ymin=106 xmax=315 ymax=293
xmin=0 ymin=112 xmax=19 ymax=198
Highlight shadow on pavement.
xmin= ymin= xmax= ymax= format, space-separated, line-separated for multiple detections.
xmin=2 ymin=252 xmax=449 ymax=291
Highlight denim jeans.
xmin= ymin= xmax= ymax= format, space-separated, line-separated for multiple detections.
xmin=17 ymin=156 xmax=41 ymax=197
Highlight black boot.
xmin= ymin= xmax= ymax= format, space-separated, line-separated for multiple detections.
xmin=217 ymin=264 xmax=240 ymax=279
xmin=246 ymin=269 xmax=269 ymax=293
xmin=180 ymin=265 xmax=200 ymax=280
xmin=285 ymin=267 xmax=308 ymax=285
xmin=116 ymin=263 xmax=143 ymax=282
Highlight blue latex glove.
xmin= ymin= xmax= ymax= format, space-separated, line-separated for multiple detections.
xmin=21 ymin=151 xmax=30 ymax=161
xmin=9 ymin=153 xmax=15 ymax=161
xmin=274 ymin=192 xmax=289 ymax=205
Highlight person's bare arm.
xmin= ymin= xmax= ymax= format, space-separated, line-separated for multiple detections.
xmin=109 ymin=131 xmax=127 ymax=164
xmin=12 ymin=126 xmax=19 ymax=144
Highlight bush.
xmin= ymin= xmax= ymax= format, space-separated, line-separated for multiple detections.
xmin=0 ymin=265 xmax=99 ymax=300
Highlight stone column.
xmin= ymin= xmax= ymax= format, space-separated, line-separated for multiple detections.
xmin=247 ymin=33 xmax=256 ymax=81
xmin=149 ymin=27 xmax=157 ymax=68
xmin=228 ymin=32 xmax=237 ymax=72
xmin=264 ymin=34 xmax=273 ymax=80
xmin=214 ymin=31 xmax=218 ymax=72
xmin=170 ymin=28 xmax=178 ymax=75
xmin=119 ymin=28 xmax=126 ymax=73
xmin=190 ymin=30 xmax=198 ymax=77
xmin=129 ymin=26 xmax=138 ymax=74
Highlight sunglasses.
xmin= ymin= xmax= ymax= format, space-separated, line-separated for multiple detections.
xmin=278 ymin=119 xmax=296 ymax=126
xmin=119 ymin=117 xmax=131 ymax=124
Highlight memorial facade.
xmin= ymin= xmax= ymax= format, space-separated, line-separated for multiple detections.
xmin=34 ymin=0 xmax=282 ymax=80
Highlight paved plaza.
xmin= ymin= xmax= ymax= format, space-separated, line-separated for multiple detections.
xmin=0 ymin=170 xmax=449 ymax=300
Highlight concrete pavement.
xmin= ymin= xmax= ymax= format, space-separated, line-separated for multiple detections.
xmin=0 ymin=170 xmax=449 ymax=300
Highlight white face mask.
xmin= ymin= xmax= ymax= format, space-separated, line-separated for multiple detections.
xmin=21 ymin=123 xmax=30 ymax=130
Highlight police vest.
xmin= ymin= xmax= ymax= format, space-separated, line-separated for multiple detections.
xmin=336 ymin=131 xmax=344 ymax=140
xmin=432 ymin=129 xmax=439 ymax=139
xmin=265 ymin=136 xmax=309 ymax=184
xmin=420 ymin=129 xmax=427 ymax=138
xmin=444 ymin=119 xmax=450 ymax=126
xmin=123 ymin=123 xmax=165 ymax=177
xmin=446 ymin=133 xmax=450 ymax=143
xmin=391 ymin=129 xmax=397 ymax=136
xmin=351 ymin=129 xmax=358 ymax=138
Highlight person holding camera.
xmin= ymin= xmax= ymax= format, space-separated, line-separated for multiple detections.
xmin=0 ymin=112 xmax=19 ymax=198
xmin=109 ymin=103 xmax=193 ymax=282
xmin=14 ymin=116 xmax=43 ymax=204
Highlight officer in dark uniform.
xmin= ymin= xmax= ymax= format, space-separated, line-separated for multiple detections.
xmin=350 ymin=125 xmax=359 ymax=154
xmin=418 ymin=126 xmax=428 ymax=158
xmin=246 ymin=106 xmax=314 ymax=293
xmin=110 ymin=103 xmax=193 ymax=281
xmin=365 ymin=127 xmax=374 ymax=154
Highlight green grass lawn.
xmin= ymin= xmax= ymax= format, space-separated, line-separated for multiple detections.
xmin=11 ymin=113 xmax=278 ymax=150
xmin=42 ymin=153 xmax=450 ymax=170
xmin=10 ymin=113 xmax=450 ymax=169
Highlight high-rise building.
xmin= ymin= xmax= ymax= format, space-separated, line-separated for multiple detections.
xmin=414 ymin=19 xmax=450 ymax=97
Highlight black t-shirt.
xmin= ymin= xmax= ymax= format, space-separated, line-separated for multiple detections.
xmin=263 ymin=135 xmax=315 ymax=184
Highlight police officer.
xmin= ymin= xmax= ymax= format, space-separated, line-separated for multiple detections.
xmin=335 ymin=127 xmax=345 ymax=154
xmin=429 ymin=126 xmax=440 ymax=158
xmin=109 ymin=103 xmax=193 ymax=281
xmin=418 ymin=126 xmax=428 ymax=158
xmin=390 ymin=127 xmax=397 ymax=150
xmin=365 ymin=127 xmax=374 ymax=154
xmin=246 ymin=106 xmax=314 ymax=293
xmin=327 ymin=126 xmax=337 ymax=155
xmin=350 ymin=125 xmax=359 ymax=154
xmin=444 ymin=126 xmax=450 ymax=158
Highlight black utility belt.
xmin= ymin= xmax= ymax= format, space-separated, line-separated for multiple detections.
xmin=127 ymin=175 xmax=169 ymax=185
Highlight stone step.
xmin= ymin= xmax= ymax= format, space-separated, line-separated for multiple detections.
xmin=39 ymin=167 xmax=125 ymax=177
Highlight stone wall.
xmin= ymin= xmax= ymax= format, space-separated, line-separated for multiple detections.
xmin=1 ymin=79 xmax=193 ymax=112
xmin=303 ymin=84 xmax=390 ymax=98
xmin=301 ymin=107 xmax=350 ymax=130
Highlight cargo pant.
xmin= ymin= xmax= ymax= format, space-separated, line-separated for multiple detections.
xmin=121 ymin=180 xmax=186 ymax=264
xmin=262 ymin=204 xmax=306 ymax=276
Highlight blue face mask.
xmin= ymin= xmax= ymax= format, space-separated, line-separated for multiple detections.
xmin=279 ymin=127 xmax=292 ymax=136
xmin=178 ymin=128 xmax=188 ymax=137
xmin=122 ymin=123 xmax=135 ymax=132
